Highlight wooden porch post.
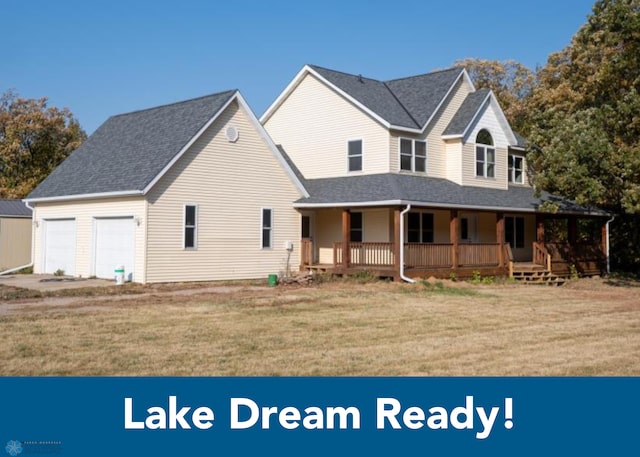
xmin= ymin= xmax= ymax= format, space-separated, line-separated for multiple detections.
xmin=496 ymin=212 xmax=505 ymax=267
xmin=393 ymin=208 xmax=401 ymax=280
xmin=341 ymin=209 xmax=351 ymax=268
xmin=450 ymin=210 xmax=459 ymax=269
xmin=536 ymin=214 xmax=545 ymax=243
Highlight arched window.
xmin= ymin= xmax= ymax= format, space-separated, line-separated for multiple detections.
xmin=475 ymin=129 xmax=495 ymax=178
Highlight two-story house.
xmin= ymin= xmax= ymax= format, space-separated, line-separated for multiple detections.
xmin=262 ymin=65 xmax=610 ymax=281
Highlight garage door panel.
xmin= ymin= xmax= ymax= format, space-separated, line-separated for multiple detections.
xmin=44 ymin=219 xmax=76 ymax=275
xmin=94 ymin=218 xmax=135 ymax=281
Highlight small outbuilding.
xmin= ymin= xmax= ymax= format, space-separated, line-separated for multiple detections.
xmin=0 ymin=200 xmax=32 ymax=272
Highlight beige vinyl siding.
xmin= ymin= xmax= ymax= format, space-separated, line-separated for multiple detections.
xmin=363 ymin=209 xmax=390 ymax=242
xmin=445 ymin=140 xmax=463 ymax=184
xmin=0 ymin=217 xmax=32 ymax=271
xmin=264 ymin=73 xmax=390 ymax=179
xmin=425 ymin=77 xmax=472 ymax=178
xmin=145 ymin=100 xmax=301 ymax=283
xmin=315 ymin=209 xmax=341 ymax=264
xmin=32 ymin=197 xmax=147 ymax=282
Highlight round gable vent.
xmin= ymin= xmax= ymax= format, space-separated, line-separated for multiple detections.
xmin=226 ymin=126 xmax=239 ymax=142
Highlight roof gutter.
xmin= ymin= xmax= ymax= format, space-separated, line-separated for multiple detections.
xmin=1 ymin=201 xmax=35 ymax=275
xmin=24 ymin=190 xmax=145 ymax=204
xmin=399 ymin=204 xmax=415 ymax=284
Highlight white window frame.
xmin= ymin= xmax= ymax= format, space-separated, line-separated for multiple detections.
xmin=261 ymin=207 xmax=273 ymax=250
xmin=399 ymin=138 xmax=427 ymax=173
xmin=347 ymin=139 xmax=363 ymax=173
xmin=508 ymin=154 xmax=524 ymax=184
xmin=183 ymin=204 xmax=198 ymax=250
xmin=475 ymin=145 xmax=496 ymax=178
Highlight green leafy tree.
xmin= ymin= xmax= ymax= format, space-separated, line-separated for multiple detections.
xmin=525 ymin=0 xmax=640 ymax=269
xmin=454 ymin=58 xmax=535 ymax=134
xmin=0 ymin=90 xmax=86 ymax=198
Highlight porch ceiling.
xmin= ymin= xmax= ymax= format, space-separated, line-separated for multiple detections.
xmin=294 ymin=173 xmax=609 ymax=216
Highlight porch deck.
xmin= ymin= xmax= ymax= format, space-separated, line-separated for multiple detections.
xmin=300 ymin=240 xmax=605 ymax=280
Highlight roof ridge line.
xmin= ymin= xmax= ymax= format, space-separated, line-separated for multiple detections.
xmin=384 ymin=66 xmax=461 ymax=83
xmin=109 ymin=90 xmax=237 ymax=119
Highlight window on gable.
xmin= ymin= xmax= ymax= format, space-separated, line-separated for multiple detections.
xmin=508 ymin=154 xmax=524 ymax=184
xmin=262 ymin=208 xmax=273 ymax=249
xmin=505 ymin=216 xmax=525 ymax=249
xmin=475 ymin=129 xmax=495 ymax=178
xmin=184 ymin=205 xmax=197 ymax=249
xmin=407 ymin=212 xmax=434 ymax=243
xmin=348 ymin=140 xmax=362 ymax=172
xmin=350 ymin=212 xmax=363 ymax=242
xmin=400 ymin=138 xmax=427 ymax=172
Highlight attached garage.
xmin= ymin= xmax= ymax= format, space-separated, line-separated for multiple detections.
xmin=94 ymin=217 xmax=135 ymax=281
xmin=43 ymin=219 xmax=76 ymax=275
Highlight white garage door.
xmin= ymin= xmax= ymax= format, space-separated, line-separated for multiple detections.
xmin=44 ymin=219 xmax=76 ymax=275
xmin=94 ymin=217 xmax=135 ymax=281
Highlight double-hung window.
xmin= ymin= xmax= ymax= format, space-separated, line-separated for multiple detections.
xmin=508 ymin=154 xmax=524 ymax=184
xmin=400 ymin=138 xmax=427 ymax=172
xmin=262 ymin=208 xmax=273 ymax=249
xmin=348 ymin=140 xmax=363 ymax=172
xmin=184 ymin=205 xmax=197 ymax=249
xmin=407 ymin=212 xmax=434 ymax=243
xmin=475 ymin=129 xmax=495 ymax=178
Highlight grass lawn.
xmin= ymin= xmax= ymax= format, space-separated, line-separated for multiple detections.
xmin=0 ymin=276 xmax=638 ymax=376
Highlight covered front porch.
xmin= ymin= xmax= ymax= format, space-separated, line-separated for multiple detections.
xmin=299 ymin=207 xmax=608 ymax=280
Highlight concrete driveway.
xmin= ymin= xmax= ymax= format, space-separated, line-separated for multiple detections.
xmin=0 ymin=274 xmax=116 ymax=292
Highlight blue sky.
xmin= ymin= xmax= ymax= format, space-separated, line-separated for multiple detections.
xmin=3 ymin=0 xmax=594 ymax=135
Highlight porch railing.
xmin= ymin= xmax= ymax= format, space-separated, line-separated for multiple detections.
xmin=332 ymin=242 xmax=503 ymax=269
xmin=458 ymin=243 xmax=500 ymax=266
xmin=544 ymin=242 xmax=605 ymax=274
xmin=533 ymin=242 xmax=552 ymax=270
xmin=405 ymin=243 xmax=452 ymax=268
xmin=333 ymin=242 xmax=395 ymax=266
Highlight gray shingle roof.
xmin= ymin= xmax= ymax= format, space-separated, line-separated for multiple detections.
xmin=442 ymin=88 xmax=490 ymax=136
xmin=27 ymin=90 xmax=237 ymax=200
xmin=309 ymin=65 xmax=463 ymax=130
xmin=384 ymin=68 xmax=465 ymax=128
xmin=0 ymin=200 xmax=32 ymax=217
xmin=295 ymin=173 xmax=608 ymax=216
xmin=513 ymin=131 xmax=527 ymax=149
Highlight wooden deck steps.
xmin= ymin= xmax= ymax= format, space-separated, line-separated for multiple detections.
xmin=512 ymin=263 xmax=566 ymax=286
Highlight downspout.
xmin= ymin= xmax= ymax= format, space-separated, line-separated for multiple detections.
xmin=399 ymin=204 xmax=415 ymax=283
xmin=0 ymin=200 xmax=35 ymax=275
xmin=606 ymin=214 xmax=616 ymax=275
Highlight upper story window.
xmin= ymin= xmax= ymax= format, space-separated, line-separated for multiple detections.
xmin=475 ymin=129 xmax=495 ymax=178
xmin=348 ymin=140 xmax=362 ymax=172
xmin=400 ymin=138 xmax=427 ymax=173
xmin=508 ymin=154 xmax=524 ymax=184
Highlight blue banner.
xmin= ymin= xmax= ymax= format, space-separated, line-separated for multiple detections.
xmin=0 ymin=377 xmax=637 ymax=456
